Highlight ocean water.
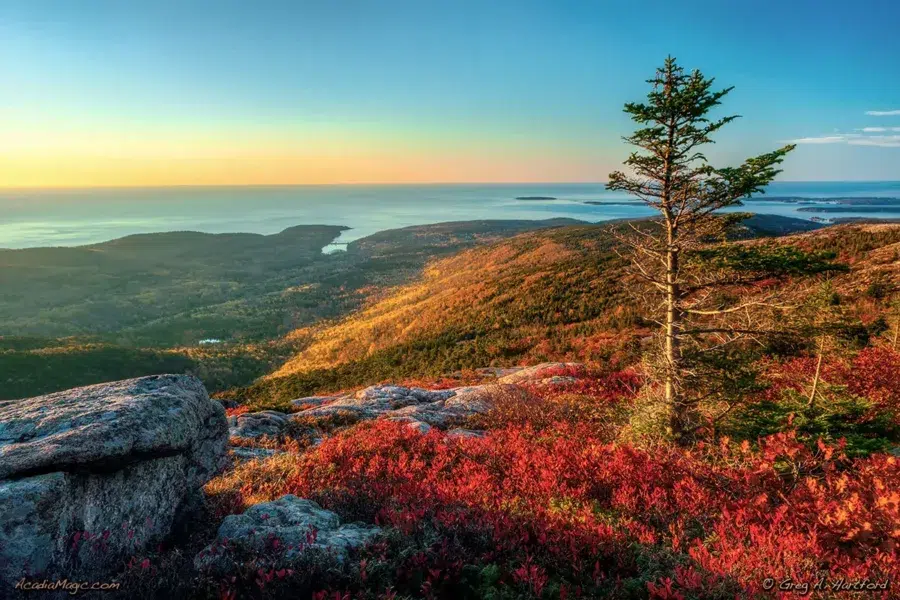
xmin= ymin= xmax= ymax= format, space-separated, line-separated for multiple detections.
xmin=1 ymin=181 xmax=899 ymax=249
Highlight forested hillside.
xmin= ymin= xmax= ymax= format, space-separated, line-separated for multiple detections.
xmin=241 ymin=220 xmax=898 ymax=407
xmin=0 ymin=219 xmax=581 ymax=399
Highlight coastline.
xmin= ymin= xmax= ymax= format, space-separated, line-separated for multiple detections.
xmin=2 ymin=182 xmax=900 ymax=249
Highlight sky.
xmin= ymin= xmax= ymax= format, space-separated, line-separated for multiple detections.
xmin=0 ymin=0 xmax=898 ymax=187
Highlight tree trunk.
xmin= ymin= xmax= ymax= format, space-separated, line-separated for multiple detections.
xmin=664 ymin=226 xmax=683 ymax=441
xmin=893 ymin=315 xmax=899 ymax=350
xmin=661 ymin=87 xmax=682 ymax=442
xmin=808 ymin=335 xmax=825 ymax=409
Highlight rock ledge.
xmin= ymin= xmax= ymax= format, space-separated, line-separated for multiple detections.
xmin=0 ymin=375 xmax=228 ymax=583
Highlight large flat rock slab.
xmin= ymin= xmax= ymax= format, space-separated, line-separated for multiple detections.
xmin=1 ymin=375 xmax=225 ymax=480
xmin=292 ymin=378 xmax=566 ymax=430
xmin=0 ymin=375 xmax=228 ymax=584
xmin=293 ymin=384 xmax=482 ymax=427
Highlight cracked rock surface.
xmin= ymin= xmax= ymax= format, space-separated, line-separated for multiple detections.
xmin=0 ymin=375 xmax=228 ymax=583
xmin=228 ymin=410 xmax=291 ymax=440
xmin=289 ymin=364 xmax=583 ymax=429
xmin=293 ymin=384 xmax=496 ymax=427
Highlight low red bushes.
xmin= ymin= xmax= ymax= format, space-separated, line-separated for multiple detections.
xmin=468 ymin=368 xmax=641 ymax=432
xmin=211 ymin=418 xmax=898 ymax=598
xmin=688 ymin=433 xmax=899 ymax=596
xmin=758 ymin=355 xmax=851 ymax=401
xmin=225 ymin=405 xmax=252 ymax=417
xmin=849 ymin=347 xmax=900 ymax=413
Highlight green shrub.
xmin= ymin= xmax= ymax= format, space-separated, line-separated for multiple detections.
xmin=721 ymin=387 xmax=899 ymax=456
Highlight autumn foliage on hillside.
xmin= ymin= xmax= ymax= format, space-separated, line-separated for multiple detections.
xmin=200 ymin=347 xmax=900 ymax=599
xmin=104 ymin=222 xmax=900 ymax=599
xmin=239 ymin=223 xmax=900 ymax=411
xmin=240 ymin=226 xmax=644 ymax=406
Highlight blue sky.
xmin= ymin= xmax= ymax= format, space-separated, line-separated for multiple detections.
xmin=0 ymin=0 xmax=897 ymax=185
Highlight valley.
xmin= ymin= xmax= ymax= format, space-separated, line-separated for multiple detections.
xmin=0 ymin=212 xmax=879 ymax=405
xmin=0 ymin=218 xmax=582 ymax=398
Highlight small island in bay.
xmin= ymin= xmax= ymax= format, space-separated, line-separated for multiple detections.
xmin=751 ymin=196 xmax=900 ymax=206
xmin=798 ymin=205 xmax=900 ymax=214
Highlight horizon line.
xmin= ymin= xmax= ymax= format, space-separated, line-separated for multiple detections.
xmin=2 ymin=179 xmax=900 ymax=191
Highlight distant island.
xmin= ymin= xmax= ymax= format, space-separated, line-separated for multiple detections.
xmin=515 ymin=196 xmax=557 ymax=200
xmin=828 ymin=216 xmax=900 ymax=224
xmin=753 ymin=196 xmax=900 ymax=205
xmin=798 ymin=205 xmax=900 ymax=214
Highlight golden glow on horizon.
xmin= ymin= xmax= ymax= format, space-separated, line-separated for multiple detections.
xmin=0 ymin=153 xmax=615 ymax=188
xmin=0 ymin=125 xmax=612 ymax=187
xmin=0 ymin=134 xmax=613 ymax=187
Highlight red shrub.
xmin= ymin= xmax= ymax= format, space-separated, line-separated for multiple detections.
xmin=849 ymin=347 xmax=900 ymax=413
xmin=216 ymin=420 xmax=899 ymax=598
xmin=225 ymin=405 xmax=252 ymax=417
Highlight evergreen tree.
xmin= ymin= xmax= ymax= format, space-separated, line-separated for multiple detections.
xmin=607 ymin=56 xmax=798 ymax=442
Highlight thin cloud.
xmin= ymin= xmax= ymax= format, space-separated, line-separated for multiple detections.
xmin=788 ymin=135 xmax=847 ymax=144
xmin=787 ymin=131 xmax=900 ymax=147
xmin=787 ymin=133 xmax=861 ymax=144
xmin=788 ymin=109 xmax=900 ymax=147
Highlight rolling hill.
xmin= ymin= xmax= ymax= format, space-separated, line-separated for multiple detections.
xmin=0 ymin=219 xmax=583 ymax=399
xmin=243 ymin=216 xmax=892 ymax=407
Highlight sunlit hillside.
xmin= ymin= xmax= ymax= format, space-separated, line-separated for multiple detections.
xmin=242 ymin=226 xmax=635 ymax=404
xmin=245 ymin=220 xmax=900 ymax=405
xmin=0 ymin=219 xmax=578 ymax=400
xmin=773 ymin=223 xmax=900 ymax=292
xmin=275 ymin=225 xmax=634 ymax=374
